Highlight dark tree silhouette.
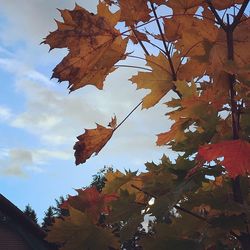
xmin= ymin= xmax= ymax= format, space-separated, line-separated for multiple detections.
xmin=42 ymin=206 xmax=55 ymax=231
xmin=90 ymin=165 xmax=113 ymax=192
xmin=23 ymin=204 xmax=38 ymax=225
xmin=52 ymin=196 xmax=69 ymax=217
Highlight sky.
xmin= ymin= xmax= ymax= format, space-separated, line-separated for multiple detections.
xmin=0 ymin=0 xmax=174 ymax=223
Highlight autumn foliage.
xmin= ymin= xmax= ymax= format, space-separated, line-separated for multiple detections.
xmin=44 ymin=0 xmax=250 ymax=249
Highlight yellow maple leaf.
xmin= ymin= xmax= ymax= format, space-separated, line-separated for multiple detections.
xmin=131 ymin=52 xmax=181 ymax=109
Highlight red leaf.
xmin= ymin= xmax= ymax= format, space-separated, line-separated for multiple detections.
xmin=198 ymin=140 xmax=250 ymax=178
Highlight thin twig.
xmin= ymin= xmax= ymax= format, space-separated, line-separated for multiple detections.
xmin=115 ymin=64 xmax=152 ymax=71
xmin=149 ymin=1 xmax=182 ymax=98
xmin=131 ymin=27 xmax=150 ymax=56
xmin=130 ymin=184 xmax=240 ymax=239
xmin=149 ymin=1 xmax=176 ymax=80
xmin=113 ymin=101 xmax=142 ymax=132
xmin=175 ymin=41 xmax=203 ymax=75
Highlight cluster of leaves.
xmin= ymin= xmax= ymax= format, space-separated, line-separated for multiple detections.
xmin=43 ymin=0 xmax=250 ymax=249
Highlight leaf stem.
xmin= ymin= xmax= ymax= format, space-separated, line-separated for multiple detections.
xmin=206 ymin=0 xmax=227 ymax=30
xmin=149 ymin=1 xmax=176 ymax=79
xmin=149 ymin=1 xmax=182 ymax=98
xmin=115 ymin=64 xmax=152 ymax=71
xmin=113 ymin=101 xmax=143 ymax=132
xmin=131 ymin=26 xmax=150 ymax=56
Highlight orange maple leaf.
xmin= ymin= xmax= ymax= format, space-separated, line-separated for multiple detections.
xmin=198 ymin=140 xmax=250 ymax=178
xmin=74 ymin=117 xmax=117 ymax=165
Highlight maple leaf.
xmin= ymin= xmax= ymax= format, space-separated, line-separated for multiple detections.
xmin=157 ymin=81 xmax=218 ymax=146
xmin=153 ymin=0 xmax=167 ymax=5
xmin=209 ymin=0 xmax=244 ymax=10
xmin=166 ymin=0 xmax=203 ymax=14
xmin=198 ymin=140 xmax=250 ymax=178
xmin=74 ymin=117 xmax=116 ymax=165
xmin=62 ymin=187 xmax=117 ymax=223
xmin=157 ymin=118 xmax=190 ymax=146
xmin=129 ymin=29 xmax=149 ymax=44
xmin=209 ymin=19 xmax=250 ymax=85
xmin=46 ymin=206 xmax=119 ymax=250
xmin=131 ymin=52 xmax=181 ymax=109
xmin=161 ymin=15 xmax=218 ymax=81
xmin=107 ymin=190 xmax=144 ymax=223
xmin=103 ymin=170 xmax=147 ymax=203
xmin=174 ymin=15 xmax=218 ymax=57
xmin=119 ymin=0 xmax=151 ymax=26
xmin=43 ymin=2 xmax=128 ymax=92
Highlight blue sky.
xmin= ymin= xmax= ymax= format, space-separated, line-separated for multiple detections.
xmin=0 ymin=0 xmax=172 ymax=223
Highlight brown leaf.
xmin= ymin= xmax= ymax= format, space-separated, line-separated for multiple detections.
xmin=43 ymin=2 xmax=127 ymax=92
xmin=119 ymin=0 xmax=151 ymax=26
xmin=166 ymin=0 xmax=203 ymax=14
xmin=74 ymin=117 xmax=116 ymax=165
xmin=129 ymin=29 xmax=149 ymax=44
xmin=210 ymin=0 xmax=244 ymax=10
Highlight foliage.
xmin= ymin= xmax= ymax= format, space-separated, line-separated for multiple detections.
xmin=43 ymin=0 xmax=250 ymax=249
xmin=23 ymin=204 xmax=38 ymax=225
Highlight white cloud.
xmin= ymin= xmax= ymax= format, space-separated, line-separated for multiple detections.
xmin=0 ymin=148 xmax=33 ymax=177
xmin=0 ymin=105 xmax=12 ymax=121
xmin=0 ymin=0 xmax=175 ymax=174
xmin=0 ymin=50 xmax=173 ymax=171
xmin=0 ymin=147 xmax=72 ymax=177
xmin=0 ymin=0 xmax=98 ymax=45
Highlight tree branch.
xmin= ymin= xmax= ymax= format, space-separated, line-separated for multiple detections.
xmin=149 ymin=1 xmax=177 ymax=81
xmin=206 ymin=0 xmax=227 ymax=30
xmin=231 ymin=0 xmax=250 ymax=30
xmin=131 ymin=27 xmax=150 ymax=56
xmin=130 ymin=184 xmax=240 ymax=240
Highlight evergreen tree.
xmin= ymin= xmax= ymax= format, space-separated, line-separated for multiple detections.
xmin=52 ymin=196 xmax=69 ymax=217
xmin=90 ymin=165 xmax=113 ymax=192
xmin=42 ymin=206 xmax=55 ymax=231
xmin=23 ymin=204 xmax=38 ymax=225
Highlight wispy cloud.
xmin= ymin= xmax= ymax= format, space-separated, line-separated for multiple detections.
xmin=0 ymin=105 xmax=12 ymax=121
xmin=0 ymin=0 xmax=98 ymax=45
xmin=0 ymin=147 xmax=72 ymax=177
xmin=0 ymin=50 xmax=172 ymax=173
xmin=0 ymin=0 xmax=174 ymax=176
